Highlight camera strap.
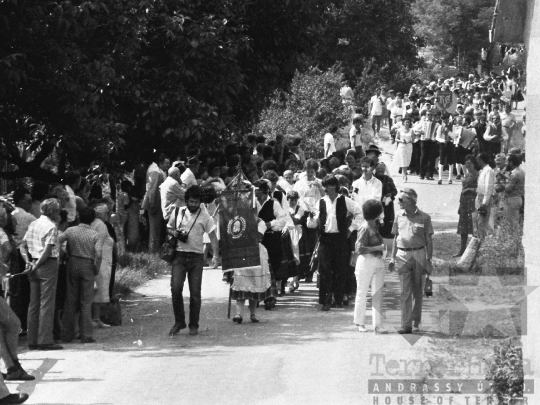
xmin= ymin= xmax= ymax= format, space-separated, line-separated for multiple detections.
xmin=178 ymin=207 xmax=201 ymax=238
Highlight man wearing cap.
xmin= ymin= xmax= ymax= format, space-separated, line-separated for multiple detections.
xmin=389 ymin=188 xmax=433 ymax=334
xmin=142 ymin=153 xmax=170 ymax=252
xmin=160 ymin=167 xmax=186 ymax=221
xmin=307 ymin=174 xmax=363 ymax=310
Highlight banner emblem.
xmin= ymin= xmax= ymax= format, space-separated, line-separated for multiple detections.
xmin=227 ymin=215 xmax=246 ymax=239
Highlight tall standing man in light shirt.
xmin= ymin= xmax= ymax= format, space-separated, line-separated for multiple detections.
xmin=63 ymin=171 xmax=81 ymax=224
xmin=476 ymin=152 xmax=495 ymax=240
xmin=324 ymin=125 xmax=338 ymax=159
xmin=20 ymin=199 xmax=63 ymax=351
xmin=369 ymin=88 xmax=384 ymax=137
xmin=307 ymin=175 xmax=363 ymax=310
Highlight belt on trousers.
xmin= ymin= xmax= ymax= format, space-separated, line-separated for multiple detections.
xmin=397 ymin=246 xmax=424 ymax=251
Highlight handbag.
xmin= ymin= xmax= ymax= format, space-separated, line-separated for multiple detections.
xmin=424 ymin=276 xmax=433 ymax=298
xmin=159 ymin=207 xmax=180 ymax=263
xmin=100 ymin=296 xmax=122 ymax=326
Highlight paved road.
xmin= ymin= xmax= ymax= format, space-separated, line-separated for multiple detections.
xmin=11 ymin=116 xmax=525 ymax=404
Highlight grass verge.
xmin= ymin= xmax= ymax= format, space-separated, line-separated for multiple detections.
xmin=114 ymin=251 xmax=168 ymax=296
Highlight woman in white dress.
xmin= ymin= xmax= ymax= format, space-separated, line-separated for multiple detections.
xmin=90 ymin=204 xmax=114 ymax=328
xmin=393 ymin=116 xmax=414 ymax=182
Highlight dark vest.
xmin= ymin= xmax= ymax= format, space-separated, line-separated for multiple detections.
xmin=319 ymin=196 xmax=347 ymax=237
xmin=258 ymin=198 xmax=276 ymax=224
xmin=273 ymin=190 xmax=284 ymax=205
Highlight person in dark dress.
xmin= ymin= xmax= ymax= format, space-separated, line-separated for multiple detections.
xmin=455 ymin=155 xmax=479 ymax=257
xmin=373 ymin=162 xmax=398 ymax=257
xmin=254 ymin=180 xmax=287 ymax=310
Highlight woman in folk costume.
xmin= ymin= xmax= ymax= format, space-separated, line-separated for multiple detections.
xmin=90 ymin=203 xmax=114 ymax=328
xmin=254 ymin=179 xmax=287 ymax=310
xmin=231 ymin=219 xmax=272 ymax=324
xmin=293 ymin=159 xmax=323 ymax=282
xmin=263 ymin=170 xmax=295 ymax=296
xmin=284 ymin=190 xmax=308 ymax=293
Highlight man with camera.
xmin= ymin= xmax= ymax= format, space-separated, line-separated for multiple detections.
xmin=167 ymin=186 xmax=219 ymax=336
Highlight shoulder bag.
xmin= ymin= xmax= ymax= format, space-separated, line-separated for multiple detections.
xmin=159 ymin=207 xmax=180 ymax=263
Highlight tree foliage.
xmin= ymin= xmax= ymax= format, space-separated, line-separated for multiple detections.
xmin=412 ymin=0 xmax=494 ymax=69
xmin=0 ymin=0 xmax=421 ymax=181
xmin=253 ymin=66 xmax=349 ymax=159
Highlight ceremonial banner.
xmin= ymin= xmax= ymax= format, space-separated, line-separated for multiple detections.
xmin=219 ymin=188 xmax=260 ymax=272
xmin=434 ymin=90 xmax=457 ymax=113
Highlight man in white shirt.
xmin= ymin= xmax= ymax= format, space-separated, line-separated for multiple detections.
xmin=352 ymin=157 xmax=383 ymax=211
xmin=324 ymin=125 xmax=338 ymax=158
xmin=369 ymin=88 xmax=384 ymax=136
xmin=64 ymin=171 xmax=81 ymax=223
xmin=159 ymin=167 xmax=185 ymax=221
xmin=476 ymin=152 xmax=495 ymax=239
xmin=180 ymin=156 xmax=199 ymax=188
xmin=349 ymin=117 xmax=364 ymax=157
xmin=307 ymin=175 xmax=362 ymax=310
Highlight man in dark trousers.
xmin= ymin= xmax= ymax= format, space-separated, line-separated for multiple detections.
xmin=307 ymin=175 xmax=362 ymax=311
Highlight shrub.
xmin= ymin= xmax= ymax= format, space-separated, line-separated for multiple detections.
xmin=114 ymin=251 xmax=166 ymax=295
xmin=485 ymin=338 xmax=524 ymax=404
xmin=253 ymin=64 xmax=350 ymax=159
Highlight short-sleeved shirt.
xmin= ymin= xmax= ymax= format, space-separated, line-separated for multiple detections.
xmin=370 ymin=95 xmax=384 ymax=116
xmin=58 ymin=224 xmax=101 ymax=260
xmin=324 ymin=133 xmax=336 ymax=158
xmin=167 ymin=206 xmax=215 ymax=254
xmin=391 ymin=209 xmax=433 ymax=249
xmin=23 ymin=215 xmax=59 ymax=260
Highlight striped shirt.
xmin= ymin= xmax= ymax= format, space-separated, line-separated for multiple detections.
xmin=23 ymin=216 xmax=59 ymax=260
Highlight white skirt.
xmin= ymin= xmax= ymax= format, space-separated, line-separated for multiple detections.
xmin=393 ymin=142 xmax=413 ymax=169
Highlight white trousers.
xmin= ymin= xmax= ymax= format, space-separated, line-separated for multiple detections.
xmin=353 ymin=254 xmax=385 ymax=327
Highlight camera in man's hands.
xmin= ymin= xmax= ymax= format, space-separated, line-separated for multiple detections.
xmin=176 ymin=230 xmax=189 ymax=243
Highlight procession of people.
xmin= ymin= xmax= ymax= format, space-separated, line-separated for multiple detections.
xmin=0 ymin=69 xmax=526 ymax=403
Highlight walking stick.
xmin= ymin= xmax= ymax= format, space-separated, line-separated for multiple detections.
xmin=227 ymin=287 xmax=232 ymax=319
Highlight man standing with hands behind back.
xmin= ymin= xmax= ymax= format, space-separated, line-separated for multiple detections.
xmin=389 ymin=188 xmax=433 ymax=334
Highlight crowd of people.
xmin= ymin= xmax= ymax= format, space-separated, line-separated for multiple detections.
xmin=0 ymin=69 xmax=526 ymax=403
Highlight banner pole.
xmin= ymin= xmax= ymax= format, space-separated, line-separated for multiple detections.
xmin=227 ymin=287 xmax=232 ymax=319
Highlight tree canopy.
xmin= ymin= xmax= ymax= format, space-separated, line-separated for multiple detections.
xmin=412 ymin=0 xmax=494 ymax=69
xmin=0 ymin=0 xmax=420 ymax=181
